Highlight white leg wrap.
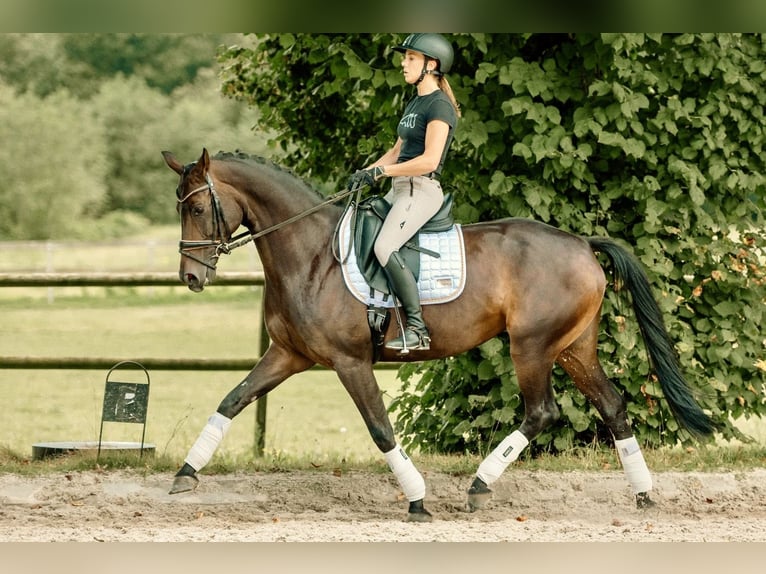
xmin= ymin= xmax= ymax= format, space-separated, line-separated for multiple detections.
xmin=184 ymin=412 xmax=232 ymax=471
xmin=615 ymin=436 xmax=653 ymax=494
xmin=384 ymin=444 xmax=426 ymax=502
xmin=476 ymin=430 xmax=529 ymax=486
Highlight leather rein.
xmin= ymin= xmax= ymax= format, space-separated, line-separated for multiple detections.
xmin=177 ymin=173 xmax=361 ymax=271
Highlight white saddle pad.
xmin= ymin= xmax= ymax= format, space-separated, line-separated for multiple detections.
xmin=337 ymin=206 xmax=466 ymax=308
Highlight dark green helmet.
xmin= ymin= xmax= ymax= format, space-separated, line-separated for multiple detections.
xmin=393 ymin=33 xmax=454 ymax=74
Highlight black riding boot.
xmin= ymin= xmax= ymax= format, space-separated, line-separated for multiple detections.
xmin=383 ymin=252 xmax=430 ymax=352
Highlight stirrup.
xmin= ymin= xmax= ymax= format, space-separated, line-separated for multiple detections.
xmin=386 ymin=327 xmax=431 ymax=353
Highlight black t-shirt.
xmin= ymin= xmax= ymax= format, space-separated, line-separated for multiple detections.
xmin=396 ymin=90 xmax=458 ymax=176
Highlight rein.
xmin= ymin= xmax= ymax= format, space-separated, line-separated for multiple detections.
xmin=177 ymin=173 xmax=363 ymax=270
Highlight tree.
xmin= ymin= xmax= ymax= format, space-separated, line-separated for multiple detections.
xmin=0 ymin=34 xmax=74 ymax=98
xmin=0 ymin=34 xmax=266 ymax=233
xmin=208 ymin=35 xmax=764 ymax=449
xmin=61 ymin=34 xmax=232 ymax=96
xmin=0 ymin=34 xmax=232 ymax=99
xmin=89 ymin=70 xmax=265 ymax=224
xmin=0 ymin=85 xmax=107 ymax=239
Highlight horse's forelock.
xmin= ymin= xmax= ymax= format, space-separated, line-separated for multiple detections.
xmin=175 ymin=161 xmax=199 ymax=199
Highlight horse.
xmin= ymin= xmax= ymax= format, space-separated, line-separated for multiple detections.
xmin=162 ymin=148 xmax=714 ymax=522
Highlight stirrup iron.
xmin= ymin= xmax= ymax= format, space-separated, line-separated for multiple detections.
xmin=386 ymin=327 xmax=431 ymax=354
xmin=386 ymin=304 xmax=431 ymax=353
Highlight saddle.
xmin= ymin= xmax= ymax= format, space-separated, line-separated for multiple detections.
xmin=344 ymin=193 xmax=456 ymax=361
xmin=353 ymin=193 xmax=455 ymax=295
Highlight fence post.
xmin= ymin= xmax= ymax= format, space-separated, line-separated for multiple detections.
xmin=46 ymin=241 xmax=55 ymax=304
xmin=254 ymin=299 xmax=270 ymax=457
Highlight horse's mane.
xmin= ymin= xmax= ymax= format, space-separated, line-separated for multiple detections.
xmin=213 ymin=149 xmax=287 ymax=173
xmin=212 ymin=150 xmax=322 ymax=197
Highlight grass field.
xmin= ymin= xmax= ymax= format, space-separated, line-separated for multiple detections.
xmin=0 ymin=229 xmax=401 ymax=464
xmin=0 ymin=289 xmax=403 ymax=464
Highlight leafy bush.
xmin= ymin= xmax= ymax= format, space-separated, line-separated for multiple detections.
xmin=221 ymin=34 xmax=765 ymax=450
xmin=392 ymin=34 xmax=766 ymax=452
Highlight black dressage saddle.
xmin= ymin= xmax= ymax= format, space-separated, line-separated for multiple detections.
xmin=352 ymin=193 xmax=455 ymax=295
xmin=345 ymin=193 xmax=455 ymax=361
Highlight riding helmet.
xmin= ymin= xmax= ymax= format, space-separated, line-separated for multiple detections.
xmin=393 ymin=33 xmax=454 ymax=74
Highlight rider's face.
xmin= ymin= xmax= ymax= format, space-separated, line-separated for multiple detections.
xmin=400 ymin=50 xmax=429 ymax=84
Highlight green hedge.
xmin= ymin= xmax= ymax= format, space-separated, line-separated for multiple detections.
xmin=221 ymin=33 xmax=765 ymax=450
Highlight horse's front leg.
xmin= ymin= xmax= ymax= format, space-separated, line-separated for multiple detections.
xmin=169 ymin=345 xmax=313 ymax=494
xmin=335 ymin=359 xmax=432 ymax=523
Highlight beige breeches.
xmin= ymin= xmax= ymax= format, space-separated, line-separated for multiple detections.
xmin=374 ymin=176 xmax=444 ymax=266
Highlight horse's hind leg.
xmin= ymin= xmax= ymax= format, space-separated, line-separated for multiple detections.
xmin=467 ymin=351 xmax=561 ymax=511
xmin=169 ymin=345 xmax=313 ymax=494
xmin=334 ymin=359 xmax=432 ymax=523
xmin=557 ymin=319 xmax=655 ymax=508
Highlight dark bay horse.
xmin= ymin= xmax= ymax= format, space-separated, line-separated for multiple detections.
xmin=162 ymin=148 xmax=714 ymax=522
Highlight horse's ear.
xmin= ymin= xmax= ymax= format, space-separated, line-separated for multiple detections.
xmin=162 ymin=151 xmax=183 ymax=175
xmin=199 ymin=148 xmax=210 ymax=171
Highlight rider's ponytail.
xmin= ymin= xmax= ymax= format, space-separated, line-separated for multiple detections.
xmin=438 ymin=75 xmax=461 ymax=118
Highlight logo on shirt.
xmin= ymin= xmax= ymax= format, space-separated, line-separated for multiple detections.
xmin=399 ymin=113 xmax=418 ymax=129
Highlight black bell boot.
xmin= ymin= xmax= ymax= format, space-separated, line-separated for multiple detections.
xmin=383 ymin=252 xmax=430 ymax=352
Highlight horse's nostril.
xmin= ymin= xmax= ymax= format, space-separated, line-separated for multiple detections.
xmin=185 ymin=273 xmax=204 ymax=292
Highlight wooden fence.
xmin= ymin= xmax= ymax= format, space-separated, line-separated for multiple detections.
xmin=0 ymin=271 xmax=274 ymax=455
xmin=0 ymin=272 xmax=267 ymax=371
xmin=0 ymin=271 xmax=262 ymax=288
xmin=0 ymin=271 xmax=399 ymax=456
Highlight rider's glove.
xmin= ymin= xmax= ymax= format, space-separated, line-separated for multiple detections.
xmin=347 ymin=166 xmax=387 ymax=190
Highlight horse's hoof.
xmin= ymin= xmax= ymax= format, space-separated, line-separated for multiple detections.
xmin=168 ymin=474 xmax=199 ymax=495
xmin=407 ymin=510 xmax=433 ymax=523
xmin=406 ymin=499 xmax=434 ymax=523
xmin=635 ymin=491 xmax=656 ymax=509
xmin=466 ymin=491 xmax=492 ymax=512
xmin=466 ymin=477 xmax=493 ymax=512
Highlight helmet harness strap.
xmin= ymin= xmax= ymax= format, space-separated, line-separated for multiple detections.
xmin=415 ymin=56 xmax=442 ymax=86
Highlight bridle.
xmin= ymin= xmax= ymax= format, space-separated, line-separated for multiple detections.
xmin=176 ymin=170 xmax=362 ymax=272
xmin=176 ymin=174 xmax=232 ymax=271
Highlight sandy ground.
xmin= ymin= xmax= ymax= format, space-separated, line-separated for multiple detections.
xmin=1 ymin=467 xmax=765 ymax=542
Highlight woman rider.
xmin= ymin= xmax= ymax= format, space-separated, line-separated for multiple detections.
xmin=347 ymin=33 xmax=461 ymax=352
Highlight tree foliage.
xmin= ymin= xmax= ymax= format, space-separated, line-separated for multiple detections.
xmin=220 ymin=33 xmax=765 ymax=452
xmin=0 ymin=34 xmax=228 ymax=98
xmin=0 ymin=85 xmax=107 ymax=239
xmin=0 ymin=34 xmax=264 ymax=238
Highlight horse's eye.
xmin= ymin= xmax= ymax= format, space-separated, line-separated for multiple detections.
xmin=191 ymin=204 xmax=205 ymax=216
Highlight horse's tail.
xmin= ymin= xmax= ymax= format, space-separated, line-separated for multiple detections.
xmin=587 ymin=236 xmax=715 ymax=439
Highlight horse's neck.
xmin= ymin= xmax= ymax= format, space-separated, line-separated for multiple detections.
xmin=234 ymin=166 xmax=338 ymax=278
xmin=252 ymin=203 xmax=338 ymax=273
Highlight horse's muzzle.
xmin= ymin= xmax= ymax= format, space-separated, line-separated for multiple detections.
xmin=179 ymin=248 xmax=218 ymax=292
xmin=181 ymin=271 xmax=205 ymax=292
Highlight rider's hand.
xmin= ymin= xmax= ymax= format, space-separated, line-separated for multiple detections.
xmin=347 ymin=166 xmax=387 ymax=190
